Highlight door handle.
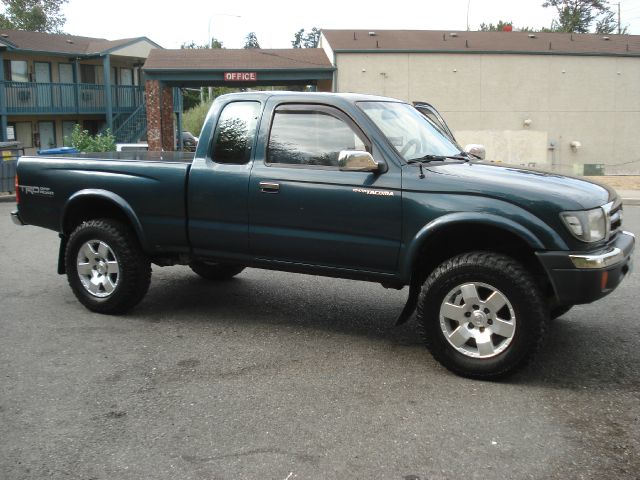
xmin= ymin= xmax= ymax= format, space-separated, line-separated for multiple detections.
xmin=259 ymin=182 xmax=280 ymax=193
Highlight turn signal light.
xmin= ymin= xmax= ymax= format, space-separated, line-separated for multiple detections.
xmin=601 ymin=271 xmax=609 ymax=290
xmin=14 ymin=175 xmax=19 ymax=204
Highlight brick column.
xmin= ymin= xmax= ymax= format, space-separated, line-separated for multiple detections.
xmin=145 ymin=80 xmax=162 ymax=151
xmin=160 ymin=85 xmax=175 ymax=151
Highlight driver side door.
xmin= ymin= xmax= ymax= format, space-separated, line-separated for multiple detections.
xmin=248 ymin=101 xmax=402 ymax=274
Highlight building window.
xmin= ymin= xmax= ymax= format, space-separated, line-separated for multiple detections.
xmin=3 ymin=60 xmax=29 ymax=82
xmin=267 ymin=106 xmax=367 ymax=167
xmin=80 ymin=64 xmax=96 ymax=84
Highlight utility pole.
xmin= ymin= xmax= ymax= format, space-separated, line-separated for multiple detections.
xmin=466 ymin=0 xmax=471 ymax=31
xmin=617 ymin=2 xmax=621 ymax=34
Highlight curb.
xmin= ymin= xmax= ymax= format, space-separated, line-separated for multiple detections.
xmin=0 ymin=194 xmax=16 ymax=203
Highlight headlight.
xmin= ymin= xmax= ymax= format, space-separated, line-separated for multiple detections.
xmin=560 ymin=207 xmax=607 ymax=242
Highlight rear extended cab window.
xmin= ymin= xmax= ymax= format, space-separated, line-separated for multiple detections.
xmin=210 ymin=101 xmax=261 ymax=164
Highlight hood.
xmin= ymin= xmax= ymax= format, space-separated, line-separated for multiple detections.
xmin=407 ymin=162 xmax=615 ymax=212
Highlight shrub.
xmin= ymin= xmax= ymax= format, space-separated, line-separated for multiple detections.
xmin=183 ymin=99 xmax=213 ymax=137
xmin=67 ymin=124 xmax=116 ymax=152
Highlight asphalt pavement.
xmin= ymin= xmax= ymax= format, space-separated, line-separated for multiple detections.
xmin=1 ymin=202 xmax=639 ymax=480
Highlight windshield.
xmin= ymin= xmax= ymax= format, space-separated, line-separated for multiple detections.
xmin=358 ymin=101 xmax=461 ymax=161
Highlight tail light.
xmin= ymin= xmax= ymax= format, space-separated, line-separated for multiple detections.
xmin=15 ymin=174 xmax=19 ymax=204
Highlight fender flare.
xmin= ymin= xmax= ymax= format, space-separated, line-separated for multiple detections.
xmin=395 ymin=212 xmax=550 ymax=326
xmin=61 ymin=189 xmax=148 ymax=251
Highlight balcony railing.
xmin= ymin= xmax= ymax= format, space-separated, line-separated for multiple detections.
xmin=2 ymin=81 xmax=144 ymax=115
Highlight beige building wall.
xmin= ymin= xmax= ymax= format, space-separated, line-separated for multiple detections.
xmin=334 ymin=52 xmax=640 ymax=174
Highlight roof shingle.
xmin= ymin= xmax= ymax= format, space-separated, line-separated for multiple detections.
xmin=0 ymin=29 xmax=157 ymax=55
xmin=322 ymin=29 xmax=640 ymax=56
xmin=143 ymin=48 xmax=334 ymax=71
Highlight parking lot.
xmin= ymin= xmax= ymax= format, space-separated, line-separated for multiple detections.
xmin=1 ymin=201 xmax=639 ymax=480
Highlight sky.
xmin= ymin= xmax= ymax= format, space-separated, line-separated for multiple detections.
xmin=62 ymin=0 xmax=640 ymax=48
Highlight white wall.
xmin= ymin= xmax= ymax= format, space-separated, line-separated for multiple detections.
xmin=335 ymin=52 xmax=640 ymax=174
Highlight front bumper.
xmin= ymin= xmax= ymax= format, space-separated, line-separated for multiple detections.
xmin=537 ymin=231 xmax=635 ymax=306
xmin=10 ymin=210 xmax=25 ymax=226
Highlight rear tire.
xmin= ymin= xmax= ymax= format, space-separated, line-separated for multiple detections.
xmin=65 ymin=219 xmax=151 ymax=314
xmin=417 ymin=251 xmax=548 ymax=380
xmin=189 ymin=262 xmax=245 ymax=281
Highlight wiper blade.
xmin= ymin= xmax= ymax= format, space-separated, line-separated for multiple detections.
xmin=407 ymin=152 xmax=470 ymax=163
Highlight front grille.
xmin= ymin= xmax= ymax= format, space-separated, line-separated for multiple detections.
xmin=608 ymin=201 xmax=623 ymax=238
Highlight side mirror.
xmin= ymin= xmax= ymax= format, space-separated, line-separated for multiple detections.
xmin=465 ymin=144 xmax=486 ymax=161
xmin=338 ymin=150 xmax=384 ymax=173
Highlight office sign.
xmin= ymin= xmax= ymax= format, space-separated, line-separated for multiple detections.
xmin=224 ymin=72 xmax=257 ymax=82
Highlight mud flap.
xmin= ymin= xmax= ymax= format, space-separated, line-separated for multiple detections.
xmin=396 ymin=281 xmax=421 ymax=325
xmin=57 ymin=234 xmax=67 ymax=275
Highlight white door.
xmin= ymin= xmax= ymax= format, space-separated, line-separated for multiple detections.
xmin=35 ymin=62 xmax=52 ymax=108
xmin=39 ymin=121 xmax=56 ymax=150
xmin=59 ymin=63 xmax=74 ymax=109
xmin=119 ymin=68 xmax=133 ymax=107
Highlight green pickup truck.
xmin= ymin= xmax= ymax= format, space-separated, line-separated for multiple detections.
xmin=11 ymin=92 xmax=635 ymax=379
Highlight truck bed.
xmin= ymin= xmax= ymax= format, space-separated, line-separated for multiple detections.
xmin=17 ymin=152 xmax=194 ymax=254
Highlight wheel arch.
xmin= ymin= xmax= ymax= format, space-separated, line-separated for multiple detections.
xmin=61 ymin=190 xmax=148 ymax=251
xmin=408 ymin=214 xmax=549 ymax=275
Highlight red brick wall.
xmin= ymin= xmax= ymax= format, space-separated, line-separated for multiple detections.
xmin=161 ymin=85 xmax=175 ymax=152
xmin=145 ymin=80 xmax=175 ymax=151
xmin=145 ymin=80 xmax=161 ymax=151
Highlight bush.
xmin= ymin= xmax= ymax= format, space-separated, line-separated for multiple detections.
xmin=67 ymin=124 xmax=116 ymax=152
xmin=183 ymin=99 xmax=213 ymax=137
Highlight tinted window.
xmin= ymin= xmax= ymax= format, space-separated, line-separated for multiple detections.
xmin=212 ymin=101 xmax=260 ymax=164
xmin=268 ymin=108 xmax=366 ymax=167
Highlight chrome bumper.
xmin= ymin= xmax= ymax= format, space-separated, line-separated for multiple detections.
xmin=569 ymin=231 xmax=635 ymax=269
xmin=10 ymin=210 xmax=24 ymax=226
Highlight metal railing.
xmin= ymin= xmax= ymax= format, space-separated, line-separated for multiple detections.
xmin=2 ymin=81 xmax=143 ymax=114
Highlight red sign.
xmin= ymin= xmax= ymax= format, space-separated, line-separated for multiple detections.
xmin=224 ymin=72 xmax=257 ymax=82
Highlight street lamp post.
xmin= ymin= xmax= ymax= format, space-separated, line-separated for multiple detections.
xmin=204 ymin=13 xmax=242 ymax=101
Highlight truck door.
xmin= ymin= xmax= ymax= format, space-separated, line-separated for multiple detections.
xmin=248 ymin=102 xmax=402 ymax=274
xmin=188 ymin=100 xmax=261 ymax=260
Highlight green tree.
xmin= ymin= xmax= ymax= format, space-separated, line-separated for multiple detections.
xmin=303 ymin=27 xmax=320 ymax=48
xmin=0 ymin=0 xmax=68 ymax=33
xmin=291 ymin=27 xmax=320 ymax=48
xmin=243 ymin=32 xmax=260 ymax=49
xmin=479 ymin=20 xmax=514 ymax=31
xmin=291 ymin=28 xmax=304 ymax=48
xmin=542 ymin=0 xmax=622 ymax=33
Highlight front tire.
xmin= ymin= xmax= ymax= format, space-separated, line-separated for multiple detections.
xmin=417 ymin=252 xmax=548 ymax=380
xmin=65 ymin=219 xmax=151 ymax=314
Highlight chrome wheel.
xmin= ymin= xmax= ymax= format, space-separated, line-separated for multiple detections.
xmin=76 ymin=239 xmax=120 ymax=298
xmin=439 ymin=282 xmax=516 ymax=359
